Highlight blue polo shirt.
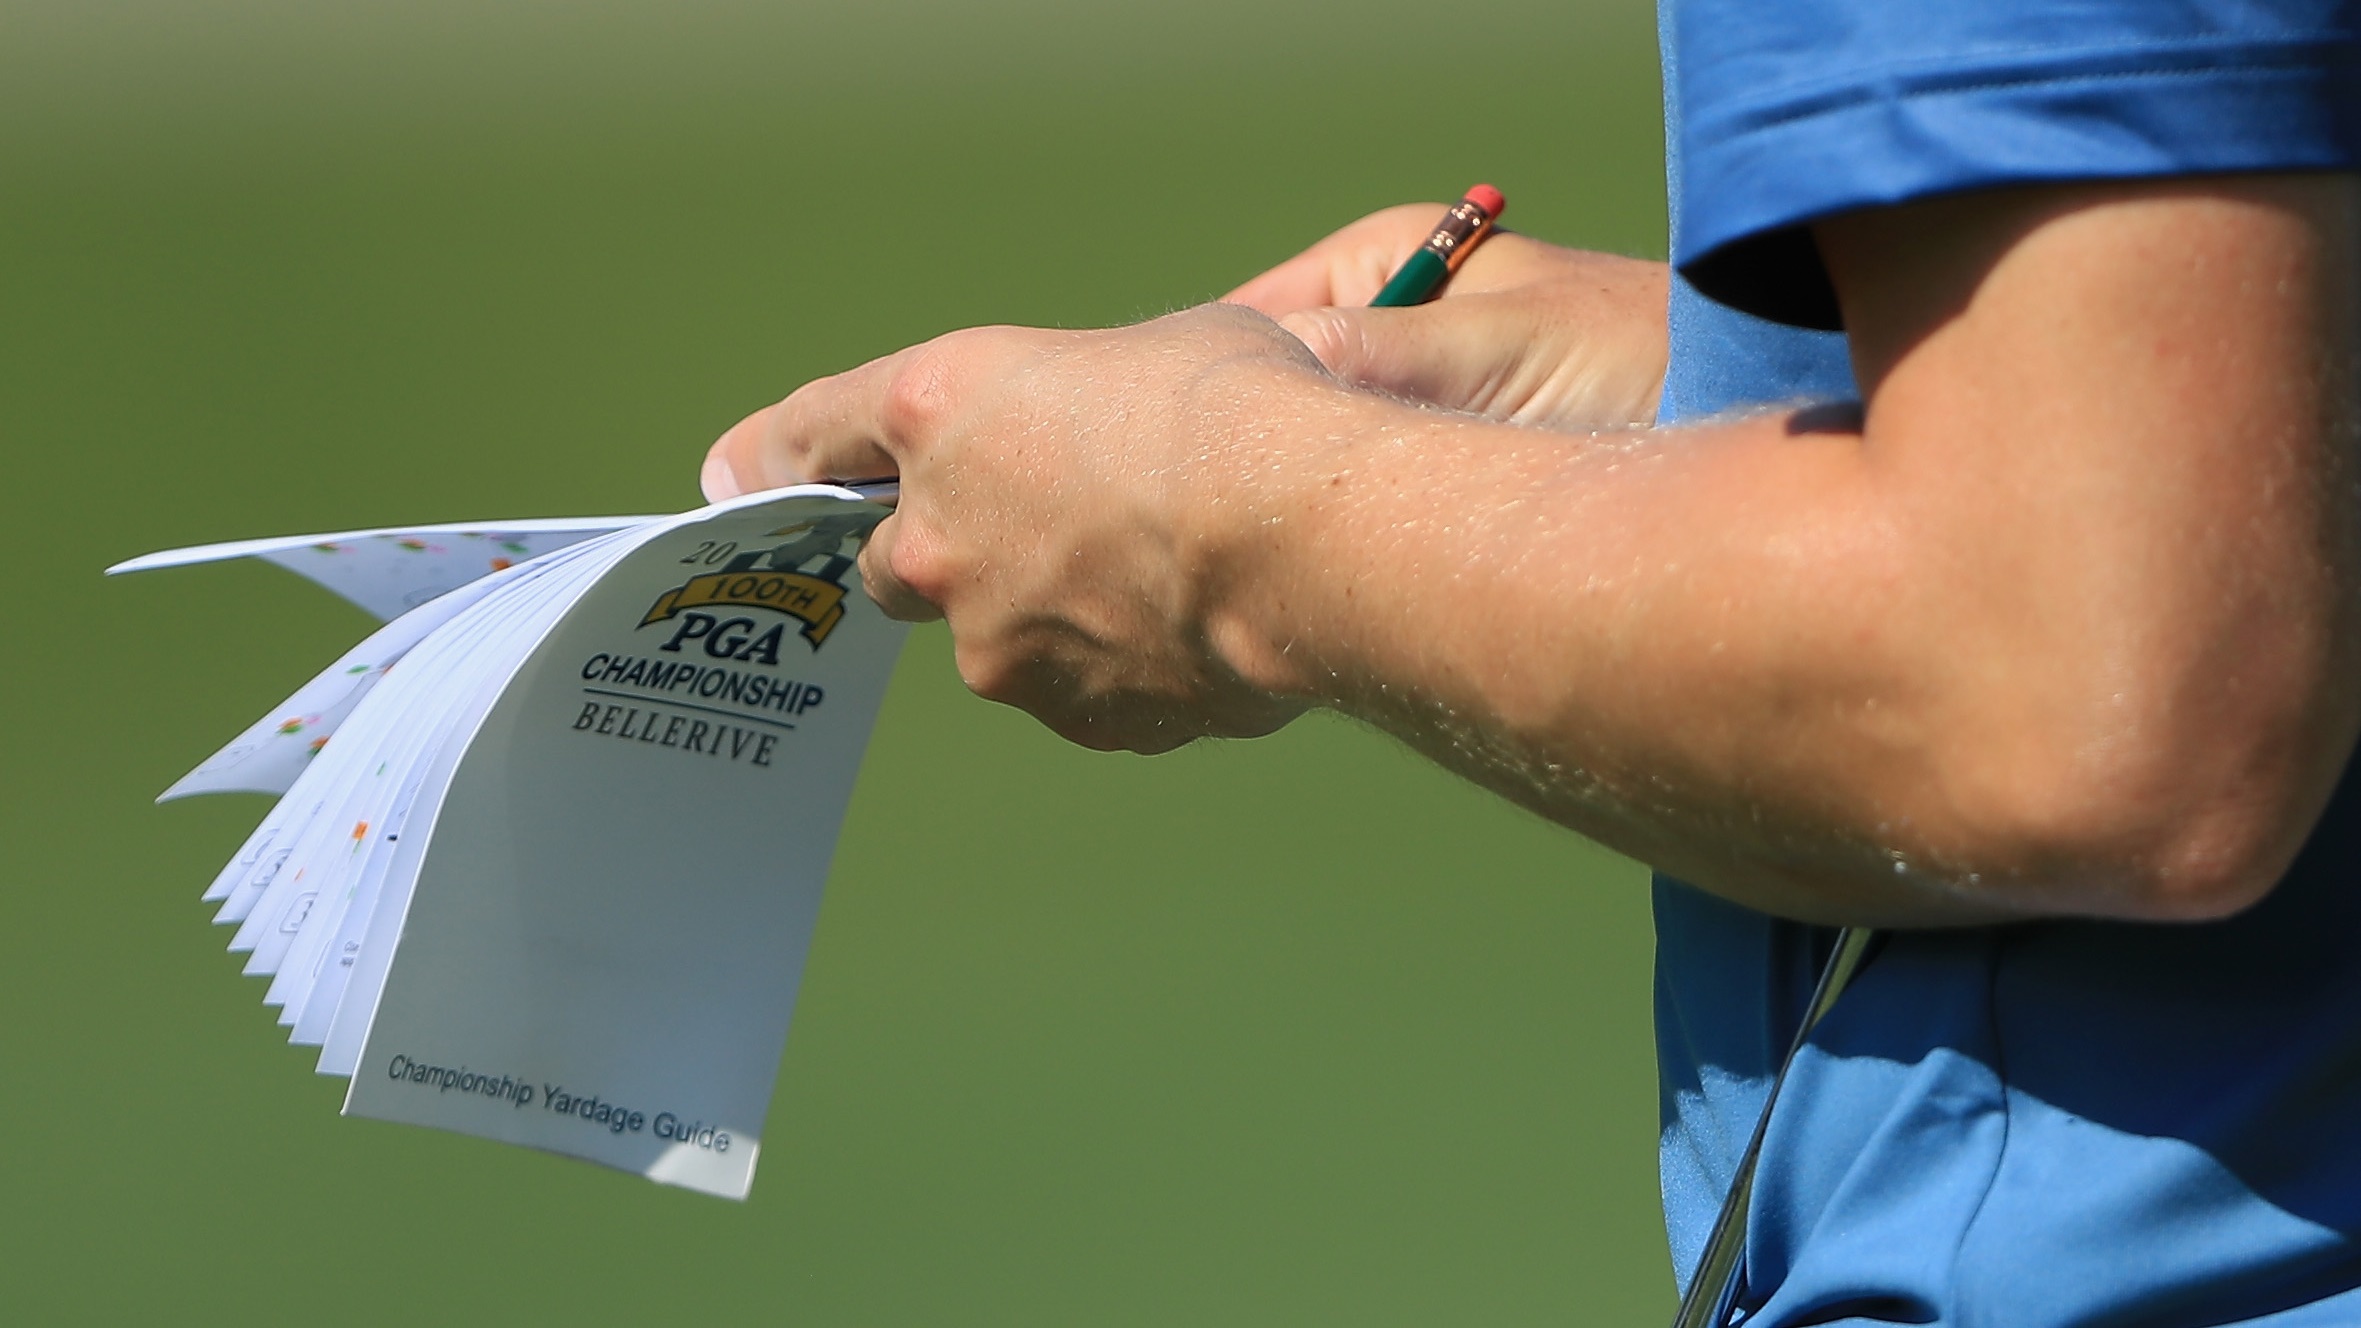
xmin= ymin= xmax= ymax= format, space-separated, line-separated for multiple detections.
xmin=1650 ymin=3 xmax=2361 ymax=1322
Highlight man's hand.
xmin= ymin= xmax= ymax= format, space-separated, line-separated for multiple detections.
xmin=1225 ymin=203 xmax=1670 ymax=430
xmin=706 ymin=175 xmax=2360 ymax=929
xmin=698 ymin=198 xmax=1675 ymax=758
xmin=703 ymin=306 xmax=1323 ymax=753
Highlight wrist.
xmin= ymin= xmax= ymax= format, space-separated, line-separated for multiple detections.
xmin=1175 ymin=355 xmax=1397 ymax=706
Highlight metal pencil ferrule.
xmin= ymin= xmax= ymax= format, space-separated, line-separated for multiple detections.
xmin=1420 ymin=199 xmax=1497 ymax=270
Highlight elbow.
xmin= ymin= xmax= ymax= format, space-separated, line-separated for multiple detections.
xmin=1936 ymin=671 xmax=2350 ymax=924
xmin=2083 ymin=791 xmax=2300 ymax=923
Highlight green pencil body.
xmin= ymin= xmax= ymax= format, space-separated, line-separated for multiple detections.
xmin=1368 ymin=186 xmax=1504 ymax=307
xmin=1369 ymin=248 xmax=1451 ymax=307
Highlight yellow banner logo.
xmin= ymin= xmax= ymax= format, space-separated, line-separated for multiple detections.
xmin=640 ymin=571 xmax=849 ymax=647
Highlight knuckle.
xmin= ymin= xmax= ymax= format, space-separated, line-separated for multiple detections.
xmin=854 ymin=533 xmax=938 ymax=622
xmin=858 ymin=576 xmax=920 ymax=622
xmin=880 ymin=520 xmax=953 ymax=603
xmin=762 ymin=392 xmax=825 ymax=472
xmin=879 ymin=343 xmax=964 ymax=440
xmin=1277 ymin=307 xmax=1354 ymax=371
xmin=881 ymin=326 xmax=1022 ymax=432
xmin=952 ymin=641 xmax=1020 ymax=704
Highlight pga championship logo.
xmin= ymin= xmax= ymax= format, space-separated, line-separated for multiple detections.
xmin=638 ymin=511 xmax=880 ymax=660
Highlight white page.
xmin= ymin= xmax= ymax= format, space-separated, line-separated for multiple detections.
xmin=214 ymin=800 xmax=316 ymax=925
xmin=109 ymin=517 xmax=654 ymax=621
xmin=162 ymin=609 xmax=450 ymax=803
xmin=279 ymin=598 xmax=577 ymax=1037
xmin=316 ymin=694 xmax=503 ymax=1074
xmin=157 ymin=532 xmax=630 ymax=801
xmin=217 ymin=535 xmax=632 ymax=941
xmin=265 ymin=641 xmax=496 ymax=1016
xmin=203 ymin=814 xmax=288 ymax=905
xmin=238 ymin=668 xmax=451 ymax=976
xmin=315 ymin=490 xmax=879 ymax=1069
xmin=237 ymin=544 xmax=616 ymax=973
xmin=343 ymin=488 xmax=905 ymax=1197
xmin=269 ymin=541 xmax=628 ymax=1021
xmin=284 ymin=758 xmax=441 ymax=1041
xmin=316 ymin=527 xmax=657 ymax=1075
xmin=316 ymin=493 xmax=803 ymax=1051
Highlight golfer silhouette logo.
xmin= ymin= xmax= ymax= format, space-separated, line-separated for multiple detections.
xmin=639 ymin=510 xmax=883 ymax=653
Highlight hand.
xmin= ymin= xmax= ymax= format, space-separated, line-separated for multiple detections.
xmin=703 ymin=178 xmax=2359 ymax=924
xmin=701 ymin=305 xmax=1331 ymax=753
xmin=1225 ymin=203 xmax=1671 ymax=430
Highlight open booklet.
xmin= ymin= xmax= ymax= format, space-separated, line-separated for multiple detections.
xmin=109 ymin=483 xmax=907 ymax=1199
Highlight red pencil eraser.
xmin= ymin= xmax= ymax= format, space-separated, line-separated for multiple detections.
xmin=1464 ymin=184 xmax=1506 ymax=219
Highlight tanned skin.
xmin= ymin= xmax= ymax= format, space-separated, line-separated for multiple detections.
xmin=705 ymin=174 xmax=2361 ymax=928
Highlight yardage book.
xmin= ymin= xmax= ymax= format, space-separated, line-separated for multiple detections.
xmin=109 ymin=484 xmax=908 ymax=1199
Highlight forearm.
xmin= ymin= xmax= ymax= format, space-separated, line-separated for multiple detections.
xmin=1191 ymin=365 xmax=2355 ymax=926
xmin=715 ymin=178 xmax=2360 ymax=927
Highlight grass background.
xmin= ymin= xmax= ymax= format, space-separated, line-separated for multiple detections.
xmin=0 ymin=2 xmax=1673 ymax=1321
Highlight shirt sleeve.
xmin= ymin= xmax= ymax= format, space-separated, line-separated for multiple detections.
xmin=1666 ymin=0 xmax=2361 ymax=329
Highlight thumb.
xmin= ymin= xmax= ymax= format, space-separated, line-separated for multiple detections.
xmin=1278 ymin=299 xmax=1536 ymax=418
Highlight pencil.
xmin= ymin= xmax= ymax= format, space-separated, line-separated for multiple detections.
xmin=1368 ymin=185 xmax=1506 ymax=307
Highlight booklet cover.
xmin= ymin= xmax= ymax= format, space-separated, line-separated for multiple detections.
xmin=112 ymin=485 xmax=907 ymax=1198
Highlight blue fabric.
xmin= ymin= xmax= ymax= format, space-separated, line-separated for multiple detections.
xmin=1663 ymin=0 xmax=2361 ymax=329
xmin=1650 ymin=1 xmax=2361 ymax=1322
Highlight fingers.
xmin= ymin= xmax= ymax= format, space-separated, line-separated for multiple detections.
xmin=1273 ymin=250 xmax=1671 ymax=427
xmin=966 ymin=655 xmax=1304 ymax=755
xmin=1278 ymin=298 xmax=1533 ymax=417
xmin=1225 ymin=204 xmax=1597 ymax=319
xmin=854 ymin=513 xmax=945 ymax=623
xmin=702 ymin=343 xmax=934 ymax=501
xmin=703 ymin=405 xmax=947 ymax=620
xmin=691 ymin=309 xmax=1327 ymax=756
xmin=1225 ymin=204 xmax=1448 ymax=314
xmin=702 ymin=340 xmax=982 ymax=623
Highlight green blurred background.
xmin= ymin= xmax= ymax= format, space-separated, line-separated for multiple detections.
xmin=0 ymin=1 xmax=1673 ymax=1321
